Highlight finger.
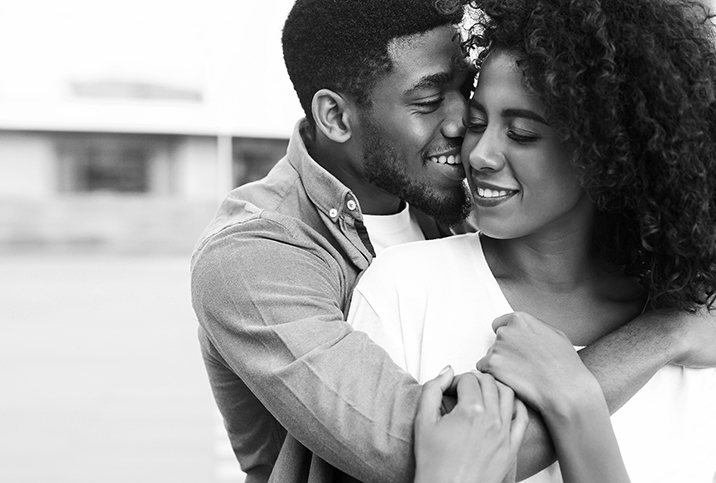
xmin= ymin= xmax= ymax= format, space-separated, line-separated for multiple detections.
xmin=492 ymin=313 xmax=513 ymax=333
xmin=416 ymin=365 xmax=454 ymax=427
xmin=509 ymin=398 xmax=529 ymax=447
xmin=472 ymin=370 xmax=500 ymax=412
xmin=452 ymin=371 xmax=484 ymax=408
xmin=503 ymin=462 xmax=517 ymax=483
xmin=495 ymin=380 xmax=515 ymax=426
xmin=444 ymin=370 xmax=463 ymax=397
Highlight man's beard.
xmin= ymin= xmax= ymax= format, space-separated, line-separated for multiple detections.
xmin=361 ymin=120 xmax=471 ymax=227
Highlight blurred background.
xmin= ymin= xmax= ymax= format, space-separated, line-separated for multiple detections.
xmin=1 ymin=1 xmax=715 ymax=482
xmin=0 ymin=0 xmax=300 ymax=482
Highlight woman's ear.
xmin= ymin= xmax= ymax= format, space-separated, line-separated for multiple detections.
xmin=312 ymin=89 xmax=354 ymax=143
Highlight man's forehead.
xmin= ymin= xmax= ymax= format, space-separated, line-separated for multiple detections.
xmin=387 ymin=25 xmax=462 ymax=58
xmin=386 ymin=27 xmax=468 ymax=78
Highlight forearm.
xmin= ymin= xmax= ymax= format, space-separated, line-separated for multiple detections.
xmin=248 ymin=331 xmax=419 ymax=482
xmin=193 ymin=231 xmax=419 ymax=483
xmin=578 ymin=310 xmax=681 ymax=413
xmin=544 ymin=388 xmax=630 ymax=483
xmin=481 ymin=309 xmax=715 ymax=481
xmin=514 ymin=408 xmax=556 ymax=481
xmin=203 ymin=310 xmax=420 ymax=483
xmin=481 ymin=311 xmax=664 ymax=480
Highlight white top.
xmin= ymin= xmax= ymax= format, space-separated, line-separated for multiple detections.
xmin=361 ymin=203 xmax=425 ymax=257
xmin=348 ymin=233 xmax=716 ymax=483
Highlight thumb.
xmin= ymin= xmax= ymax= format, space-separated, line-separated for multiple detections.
xmin=416 ymin=365 xmax=454 ymax=426
xmin=492 ymin=313 xmax=512 ymax=334
xmin=476 ymin=344 xmax=494 ymax=373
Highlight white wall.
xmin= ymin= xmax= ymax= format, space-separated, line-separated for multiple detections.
xmin=175 ymin=136 xmax=221 ymax=201
xmin=0 ymin=0 xmax=303 ymax=138
xmin=0 ymin=132 xmax=55 ymax=199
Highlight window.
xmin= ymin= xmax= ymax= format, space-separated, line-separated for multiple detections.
xmin=232 ymin=137 xmax=288 ymax=187
xmin=77 ymin=144 xmax=148 ymax=192
xmin=56 ymin=133 xmax=173 ymax=194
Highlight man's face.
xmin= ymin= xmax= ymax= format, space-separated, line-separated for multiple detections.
xmin=358 ymin=25 xmax=472 ymax=226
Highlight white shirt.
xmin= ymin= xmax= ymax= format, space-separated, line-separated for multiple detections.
xmin=361 ymin=203 xmax=425 ymax=256
xmin=348 ymin=234 xmax=716 ymax=483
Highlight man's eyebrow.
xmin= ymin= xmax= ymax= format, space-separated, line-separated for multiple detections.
xmin=405 ymin=71 xmax=452 ymax=96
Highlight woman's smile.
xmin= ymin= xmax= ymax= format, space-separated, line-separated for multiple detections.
xmin=472 ymin=181 xmax=519 ymax=207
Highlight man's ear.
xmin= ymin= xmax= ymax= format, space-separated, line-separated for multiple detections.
xmin=312 ymin=89 xmax=354 ymax=143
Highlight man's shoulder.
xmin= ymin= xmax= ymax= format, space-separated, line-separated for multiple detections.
xmin=193 ymin=157 xmax=307 ymax=245
xmin=235 ymin=156 xmax=303 ymax=213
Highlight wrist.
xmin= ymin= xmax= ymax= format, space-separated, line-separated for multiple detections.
xmin=414 ymin=464 xmax=460 ymax=483
xmin=539 ymin=373 xmax=606 ymax=426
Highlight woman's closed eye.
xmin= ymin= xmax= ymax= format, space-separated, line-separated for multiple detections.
xmin=507 ymin=127 xmax=541 ymax=143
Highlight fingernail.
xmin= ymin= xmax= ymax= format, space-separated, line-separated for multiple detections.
xmin=438 ymin=365 xmax=451 ymax=376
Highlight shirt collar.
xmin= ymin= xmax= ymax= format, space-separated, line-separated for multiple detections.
xmin=287 ymin=119 xmax=360 ymax=223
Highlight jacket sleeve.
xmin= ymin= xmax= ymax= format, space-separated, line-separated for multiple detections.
xmin=191 ymin=218 xmax=421 ymax=483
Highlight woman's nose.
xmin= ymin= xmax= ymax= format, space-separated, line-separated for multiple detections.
xmin=467 ymin=130 xmax=505 ymax=172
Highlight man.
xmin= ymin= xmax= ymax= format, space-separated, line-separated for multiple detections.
xmin=191 ymin=1 xmax=716 ymax=482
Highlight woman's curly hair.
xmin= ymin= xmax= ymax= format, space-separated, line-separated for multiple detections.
xmin=464 ymin=0 xmax=716 ymax=312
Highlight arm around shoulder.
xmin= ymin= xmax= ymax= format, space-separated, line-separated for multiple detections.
xmin=579 ymin=307 xmax=716 ymax=413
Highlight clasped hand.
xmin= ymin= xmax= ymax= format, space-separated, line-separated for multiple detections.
xmin=476 ymin=312 xmax=602 ymax=415
xmin=414 ymin=367 xmax=528 ymax=483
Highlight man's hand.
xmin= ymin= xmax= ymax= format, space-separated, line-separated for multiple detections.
xmin=414 ymin=367 xmax=528 ymax=483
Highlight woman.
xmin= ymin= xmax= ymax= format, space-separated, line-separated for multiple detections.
xmin=348 ymin=0 xmax=716 ymax=481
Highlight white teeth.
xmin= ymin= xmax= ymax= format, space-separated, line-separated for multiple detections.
xmin=477 ymin=187 xmax=510 ymax=198
xmin=429 ymin=154 xmax=461 ymax=165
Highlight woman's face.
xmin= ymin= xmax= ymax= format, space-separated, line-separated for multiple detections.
xmin=462 ymin=50 xmax=593 ymax=240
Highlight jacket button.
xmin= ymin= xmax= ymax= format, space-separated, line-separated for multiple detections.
xmin=347 ymin=200 xmax=357 ymax=211
xmin=329 ymin=208 xmax=338 ymax=218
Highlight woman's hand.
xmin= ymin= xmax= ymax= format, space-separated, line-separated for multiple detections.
xmin=476 ymin=312 xmax=601 ymax=415
xmin=414 ymin=366 xmax=528 ymax=483
xmin=477 ymin=312 xmax=631 ymax=483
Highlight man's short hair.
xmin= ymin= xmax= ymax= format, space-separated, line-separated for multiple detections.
xmin=282 ymin=0 xmax=465 ymax=130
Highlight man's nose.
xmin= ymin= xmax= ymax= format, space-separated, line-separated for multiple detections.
xmin=441 ymin=91 xmax=468 ymax=139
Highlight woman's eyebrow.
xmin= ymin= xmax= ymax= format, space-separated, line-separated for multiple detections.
xmin=502 ymin=108 xmax=550 ymax=126
xmin=470 ymin=99 xmax=550 ymax=126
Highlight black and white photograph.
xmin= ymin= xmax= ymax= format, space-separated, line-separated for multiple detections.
xmin=2 ymin=1 xmax=716 ymax=482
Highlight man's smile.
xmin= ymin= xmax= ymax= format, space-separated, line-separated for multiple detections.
xmin=426 ymin=153 xmax=461 ymax=165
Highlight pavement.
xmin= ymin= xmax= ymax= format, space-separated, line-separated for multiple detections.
xmin=0 ymin=254 xmax=245 ymax=483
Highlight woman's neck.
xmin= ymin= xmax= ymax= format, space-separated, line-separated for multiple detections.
xmin=481 ymin=227 xmax=646 ymax=345
xmin=484 ymin=225 xmax=598 ymax=291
